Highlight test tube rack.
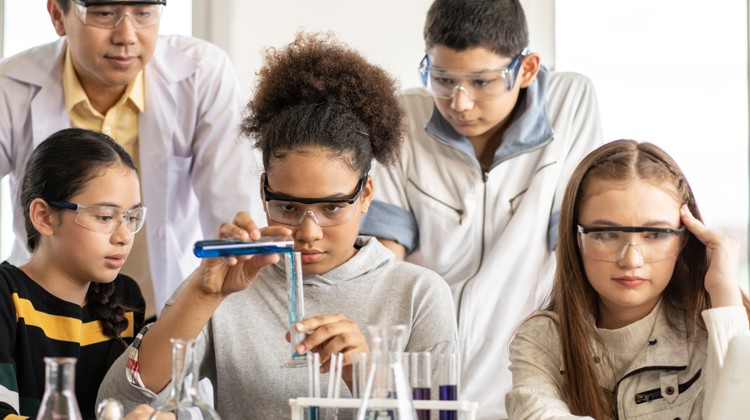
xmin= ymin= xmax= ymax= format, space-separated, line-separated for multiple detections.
xmin=289 ymin=397 xmax=478 ymax=420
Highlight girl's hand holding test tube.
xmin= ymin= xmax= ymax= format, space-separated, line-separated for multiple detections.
xmin=198 ymin=211 xmax=292 ymax=297
xmin=287 ymin=313 xmax=369 ymax=385
xmin=137 ymin=211 xmax=293 ymax=392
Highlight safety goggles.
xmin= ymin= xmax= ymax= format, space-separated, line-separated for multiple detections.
xmin=71 ymin=0 xmax=166 ymax=29
xmin=49 ymin=200 xmax=147 ymax=234
xmin=577 ymin=225 xmax=684 ymax=263
xmin=418 ymin=48 xmax=530 ymax=101
xmin=262 ymin=176 xmax=366 ymax=227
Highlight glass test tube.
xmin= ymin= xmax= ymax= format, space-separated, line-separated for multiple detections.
xmin=438 ymin=353 xmax=459 ymax=420
xmin=351 ymin=351 xmax=369 ymax=399
xmin=410 ymin=352 xmax=432 ymax=420
xmin=307 ymin=353 xmax=321 ymax=420
xmin=283 ymin=251 xmax=306 ymax=368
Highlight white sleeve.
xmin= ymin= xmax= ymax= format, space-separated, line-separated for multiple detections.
xmin=700 ymin=306 xmax=749 ymax=418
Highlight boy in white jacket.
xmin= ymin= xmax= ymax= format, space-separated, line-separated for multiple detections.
xmin=360 ymin=0 xmax=603 ymax=417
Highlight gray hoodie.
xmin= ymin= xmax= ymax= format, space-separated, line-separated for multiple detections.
xmin=97 ymin=236 xmax=458 ymax=419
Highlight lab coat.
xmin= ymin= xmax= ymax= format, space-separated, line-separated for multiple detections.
xmin=0 ymin=35 xmax=265 ymax=314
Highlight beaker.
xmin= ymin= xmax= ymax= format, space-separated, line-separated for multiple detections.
xmin=282 ymin=251 xmax=307 ymax=368
xmin=356 ymin=325 xmax=416 ymax=420
xmin=37 ymin=357 xmax=83 ymax=420
xmin=150 ymin=338 xmax=221 ymax=419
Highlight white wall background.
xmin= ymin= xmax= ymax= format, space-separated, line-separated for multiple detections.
xmin=555 ymin=1 xmax=749 ymax=253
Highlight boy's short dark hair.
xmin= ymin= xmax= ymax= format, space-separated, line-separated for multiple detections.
xmin=424 ymin=0 xmax=529 ymax=57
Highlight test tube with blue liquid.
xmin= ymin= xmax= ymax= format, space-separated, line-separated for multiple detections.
xmin=410 ymin=352 xmax=431 ymax=420
xmin=192 ymin=237 xmax=304 ymax=368
xmin=282 ymin=250 xmax=307 ymax=368
xmin=438 ymin=353 xmax=459 ymax=420
xmin=306 ymin=353 xmax=321 ymax=420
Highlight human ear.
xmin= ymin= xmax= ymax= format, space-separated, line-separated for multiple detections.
xmin=360 ymin=176 xmax=374 ymax=213
xmin=48 ymin=0 xmax=67 ymax=36
xmin=517 ymin=52 xmax=541 ymax=89
xmin=28 ymin=198 xmax=58 ymax=238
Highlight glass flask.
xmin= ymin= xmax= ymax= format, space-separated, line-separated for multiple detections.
xmin=150 ymin=338 xmax=221 ymax=419
xmin=37 ymin=357 xmax=83 ymax=420
xmin=356 ymin=325 xmax=416 ymax=420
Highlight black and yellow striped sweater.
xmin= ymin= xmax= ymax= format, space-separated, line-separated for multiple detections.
xmin=0 ymin=262 xmax=144 ymax=420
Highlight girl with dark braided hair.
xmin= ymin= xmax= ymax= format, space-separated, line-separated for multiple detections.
xmin=0 ymin=128 xmax=146 ymax=419
xmin=97 ymin=32 xmax=457 ymax=419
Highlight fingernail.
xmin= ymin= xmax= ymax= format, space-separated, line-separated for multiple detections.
xmin=295 ymin=322 xmax=304 ymax=331
xmin=297 ymin=344 xmax=306 ymax=353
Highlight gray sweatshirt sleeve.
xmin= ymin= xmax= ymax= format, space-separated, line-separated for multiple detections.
xmin=403 ymin=266 xmax=459 ymax=355
xmin=95 ymin=327 xmax=165 ymax=414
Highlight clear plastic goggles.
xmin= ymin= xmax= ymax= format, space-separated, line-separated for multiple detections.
xmin=418 ymin=48 xmax=530 ymax=101
xmin=263 ymin=176 xmax=366 ymax=227
xmin=577 ymin=225 xmax=684 ymax=263
xmin=72 ymin=0 xmax=166 ymax=29
xmin=49 ymin=200 xmax=147 ymax=234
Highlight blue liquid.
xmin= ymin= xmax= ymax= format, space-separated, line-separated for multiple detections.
xmin=307 ymin=406 xmax=320 ymax=420
xmin=288 ymin=249 xmax=299 ymax=326
xmin=439 ymin=385 xmax=457 ymax=420
xmin=193 ymin=238 xmax=292 ymax=258
xmin=439 ymin=385 xmax=457 ymax=400
xmin=412 ymin=387 xmax=431 ymax=420
xmin=287 ymin=250 xmax=305 ymax=362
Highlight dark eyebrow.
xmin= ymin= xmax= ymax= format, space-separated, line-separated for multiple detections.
xmin=264 ymin=176 xmax=366 ymax=204
xmin=584 ymin=219 xmax=677 ymax=228
xmin=91 ymin=202 xmax=144 ymax=210
xmin=267 ymin=190 xmax=351 ymax=201
xmin=430 ymin=67 xmax=501 ymax=76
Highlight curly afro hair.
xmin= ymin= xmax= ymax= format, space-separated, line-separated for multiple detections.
xmin=241 ymin=32 xmax=405 ymax=175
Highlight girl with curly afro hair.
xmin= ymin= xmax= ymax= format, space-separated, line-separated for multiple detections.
xmin=97 ymin=32 xmax=458 ymax=419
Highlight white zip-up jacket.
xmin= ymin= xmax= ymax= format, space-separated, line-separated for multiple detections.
xmin=0 ymin=36 xmax=265 ymax=315
xmin=506 ymin=305 xmax=750 ymax=419
xmin=361 ymin=68 xmax=603 ymax=419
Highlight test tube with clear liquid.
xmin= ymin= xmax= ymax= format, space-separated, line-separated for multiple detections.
xmin=282 ymin=251 xmax=307 ymax=368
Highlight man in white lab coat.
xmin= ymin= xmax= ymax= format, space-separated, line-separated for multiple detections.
xmin=0 ymin=0 xmax=264 ymax=317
